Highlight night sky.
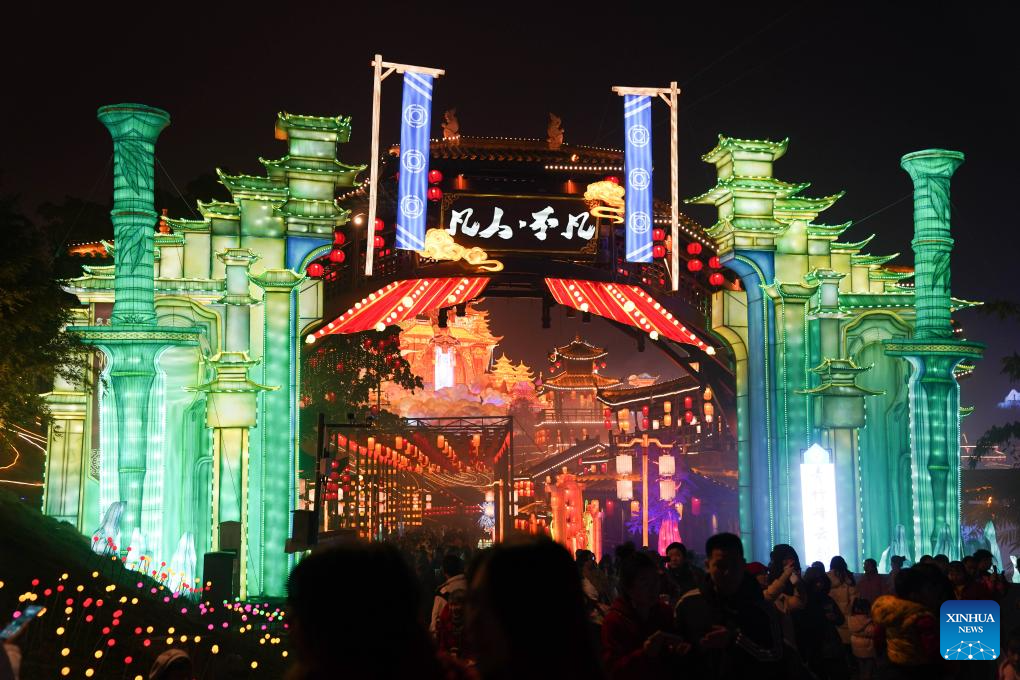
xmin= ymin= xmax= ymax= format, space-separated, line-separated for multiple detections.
xmin=3 ymin=3 xmax=1017 ymax=440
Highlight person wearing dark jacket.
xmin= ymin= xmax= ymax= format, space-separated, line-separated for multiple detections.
xmin=602 ymin=546 xmax=689 ymax=679
xmin=793 ymin=566 xmax=849 ymax=680
xmin=674 ymin=532 xmax=786 ymax=679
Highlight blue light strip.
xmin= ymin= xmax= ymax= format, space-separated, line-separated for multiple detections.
xmin=396 ymin=72 xmax=434 ymax=251
xmin=623 ymin=94 xmax=653 ymax=263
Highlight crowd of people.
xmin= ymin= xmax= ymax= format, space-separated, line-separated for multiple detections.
xmin=282 ymin=530 xmax=1020 ymax=680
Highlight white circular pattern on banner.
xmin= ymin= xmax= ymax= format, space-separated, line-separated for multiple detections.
xmin=628 ymin=168 xmax=650 ymax=190
xmin=629 ymin=211 xmax=650 ymax=234
xmin=627 ymin=124 xmax=650 ymax=147
xmin=403 ymin=104 xmax=428 ymax=128
xmin=401 ymin=149 xmax=427 ymax=173
xmin=400 ymin=195 xmax=425 ymax=219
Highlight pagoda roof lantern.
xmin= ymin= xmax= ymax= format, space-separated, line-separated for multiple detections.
xmin=552 ymin=335 xmax=608 ymax=361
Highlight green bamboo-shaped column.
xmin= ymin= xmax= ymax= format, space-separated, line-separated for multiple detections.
xmin=96 ymin=104 xmax=168 ymax=544
xmin=886 ymin=150 xmax=983 ymax=559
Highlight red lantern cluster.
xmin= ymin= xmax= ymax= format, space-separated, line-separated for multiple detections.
xmin=652 ymin=226 xmax=667 ymax=261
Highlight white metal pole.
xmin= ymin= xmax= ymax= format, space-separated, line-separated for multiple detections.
xmin=365 ymin=54 xmax=383 ymax=277
xmin=669 ymin=81 xmax=679 ymax=291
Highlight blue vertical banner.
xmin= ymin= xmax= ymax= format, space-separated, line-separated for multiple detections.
xmin=623 ymin=94 xmax=653 ymax=262
xmin=396 ymin=72 xmax=434 ymax=251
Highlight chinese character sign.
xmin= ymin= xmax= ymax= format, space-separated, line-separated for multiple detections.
xmin=623 ymin=94 xmax=653 ymax=263
xmin=442 ymin=195 xmax=597 ymax=255
xmin=396 ymin=72 xmax=434 ymax=251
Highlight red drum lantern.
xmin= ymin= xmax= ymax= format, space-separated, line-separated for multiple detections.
xmin=306 ymin=262 xmax=324 ymax=278
xmin=652 ymin=228 xmax=666 ymax=241
xmin=428 ymin=169 xmax=443 ymax=184
xmin=374 ymin=218 xmax=385 ymax=232
xmin=687 ymin=259 xmax=704 ymax=272
xmin=708 ymin=255 xmax=722 ymax=269
xmin=604 ymin=175 xmax=620 ymax=184
xmin=686 ymin=242 xmax=703 ymax=255
xmin=709 ymin=272 xmax=725 ymax=286
xmin=333 ymin=230 xmax=346 ymax=245
xmin=328 ymin=248 xmax=346 ymax=263
xmin=374 ymin=236 xmax=384 ymax=249
xmin=427 ymin=186 xmax=443 ymax=202
xmin=652 ymin=245 xmax=667 ymax=259
xmin=683 ymin=396 xmax=693 ymax=410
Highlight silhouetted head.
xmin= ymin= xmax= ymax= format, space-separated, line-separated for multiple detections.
xmin=705 ymin=532 xmax=745 ymax=596
xmin=468 ymin=537 xmax=602 ymax=680
xmin=442 ymin=552 xmax=465 ymax=579
xmin=666 ymin=542 xmax=687 ymax=569
xmin=767 ymin=543 xmax=801 ymax=583
xmin=864 ymin=558 xmax=878 ymax=575
xmin=287 ymin=541 xmax=440 ymax=680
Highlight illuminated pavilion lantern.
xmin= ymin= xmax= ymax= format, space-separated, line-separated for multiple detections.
xmin=658 ymin=453 xmax=675 ymax=477
xmin=535 ymin=336 xmax=622 ymax=446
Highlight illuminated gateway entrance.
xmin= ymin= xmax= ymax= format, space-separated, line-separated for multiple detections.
xmin=304 ymin=125 xmax=741 ymax=558
xmin=41 ymin=102 xmax=979 ymax=600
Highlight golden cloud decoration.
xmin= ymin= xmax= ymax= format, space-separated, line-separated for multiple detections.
xmin=584 ymin=180 xmax=625 ymax=224
xmin=419 ymin=228 xmax=504 ymax=272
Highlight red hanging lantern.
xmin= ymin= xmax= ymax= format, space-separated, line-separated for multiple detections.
xmin=374 ymin=235 xmax=384 ymax=249
xmin=684 ymin=410 xmax=694 ymax=424
xmin=333 ymin=231 xmax=346 ymax=245
xmin=687 ymin=259 xmax=704 ymax=272
xmin=642 ymin=417 xmax=650 ymax=430
xmin=306 ymin=262 xmax=324 ymax=278
xmin=374 ymin=218 xmax=385 ymax=232
xmin=684 ymin=396 xmax=693 ymax=410
xmin=601 ymin=361 xmax=607 ymax=368
xmin=427 ymin=186 xmax=443 ymax=202
xmin=328 ymin=248 xmax=346 ymax=263
xmin=641 ymin=404 xmax=650 ymax=416
xmin=652 ymin=244 xmax=666 ymax=259
xmin=604 ymin=175 xmax=620 ymax=184
xmin=686 ymin=242 xmax=703 ymax=255
xmin=708 ymin=256 xmax=722 ymax=269
xmin=428 ymin=169 xmax=443 ymax=184
xmin=652 ymin=228 xmax=666 ymax=241
xmin=604 ymin=408 xmax=612 ymax=418
xmin=709 ymin=272 xmax=725 ymax=286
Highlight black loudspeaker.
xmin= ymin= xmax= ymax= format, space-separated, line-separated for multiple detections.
xmin=203 ymin=551 xmax=238 ymax=604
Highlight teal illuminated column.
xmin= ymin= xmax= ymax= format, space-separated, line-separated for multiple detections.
xmin=886 ymin=150 xmax=983 ymax=559
xmin=101 ymin=104 xmax=166 ymax=325
xmin=250 ymin=269 xmax=303 ymax=597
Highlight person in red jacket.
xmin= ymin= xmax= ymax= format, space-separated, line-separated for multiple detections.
xmin=602 ymin=545 xmax=689 ymax=679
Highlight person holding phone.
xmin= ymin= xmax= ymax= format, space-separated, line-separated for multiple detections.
xmin=0 ymin=604 xmax=43 ymax=680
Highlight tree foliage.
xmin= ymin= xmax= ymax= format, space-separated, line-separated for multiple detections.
xmin=0 ymin=196 xmax=87 ymax=429
xmin=300 ymin=327 xmax=423 ymax=430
